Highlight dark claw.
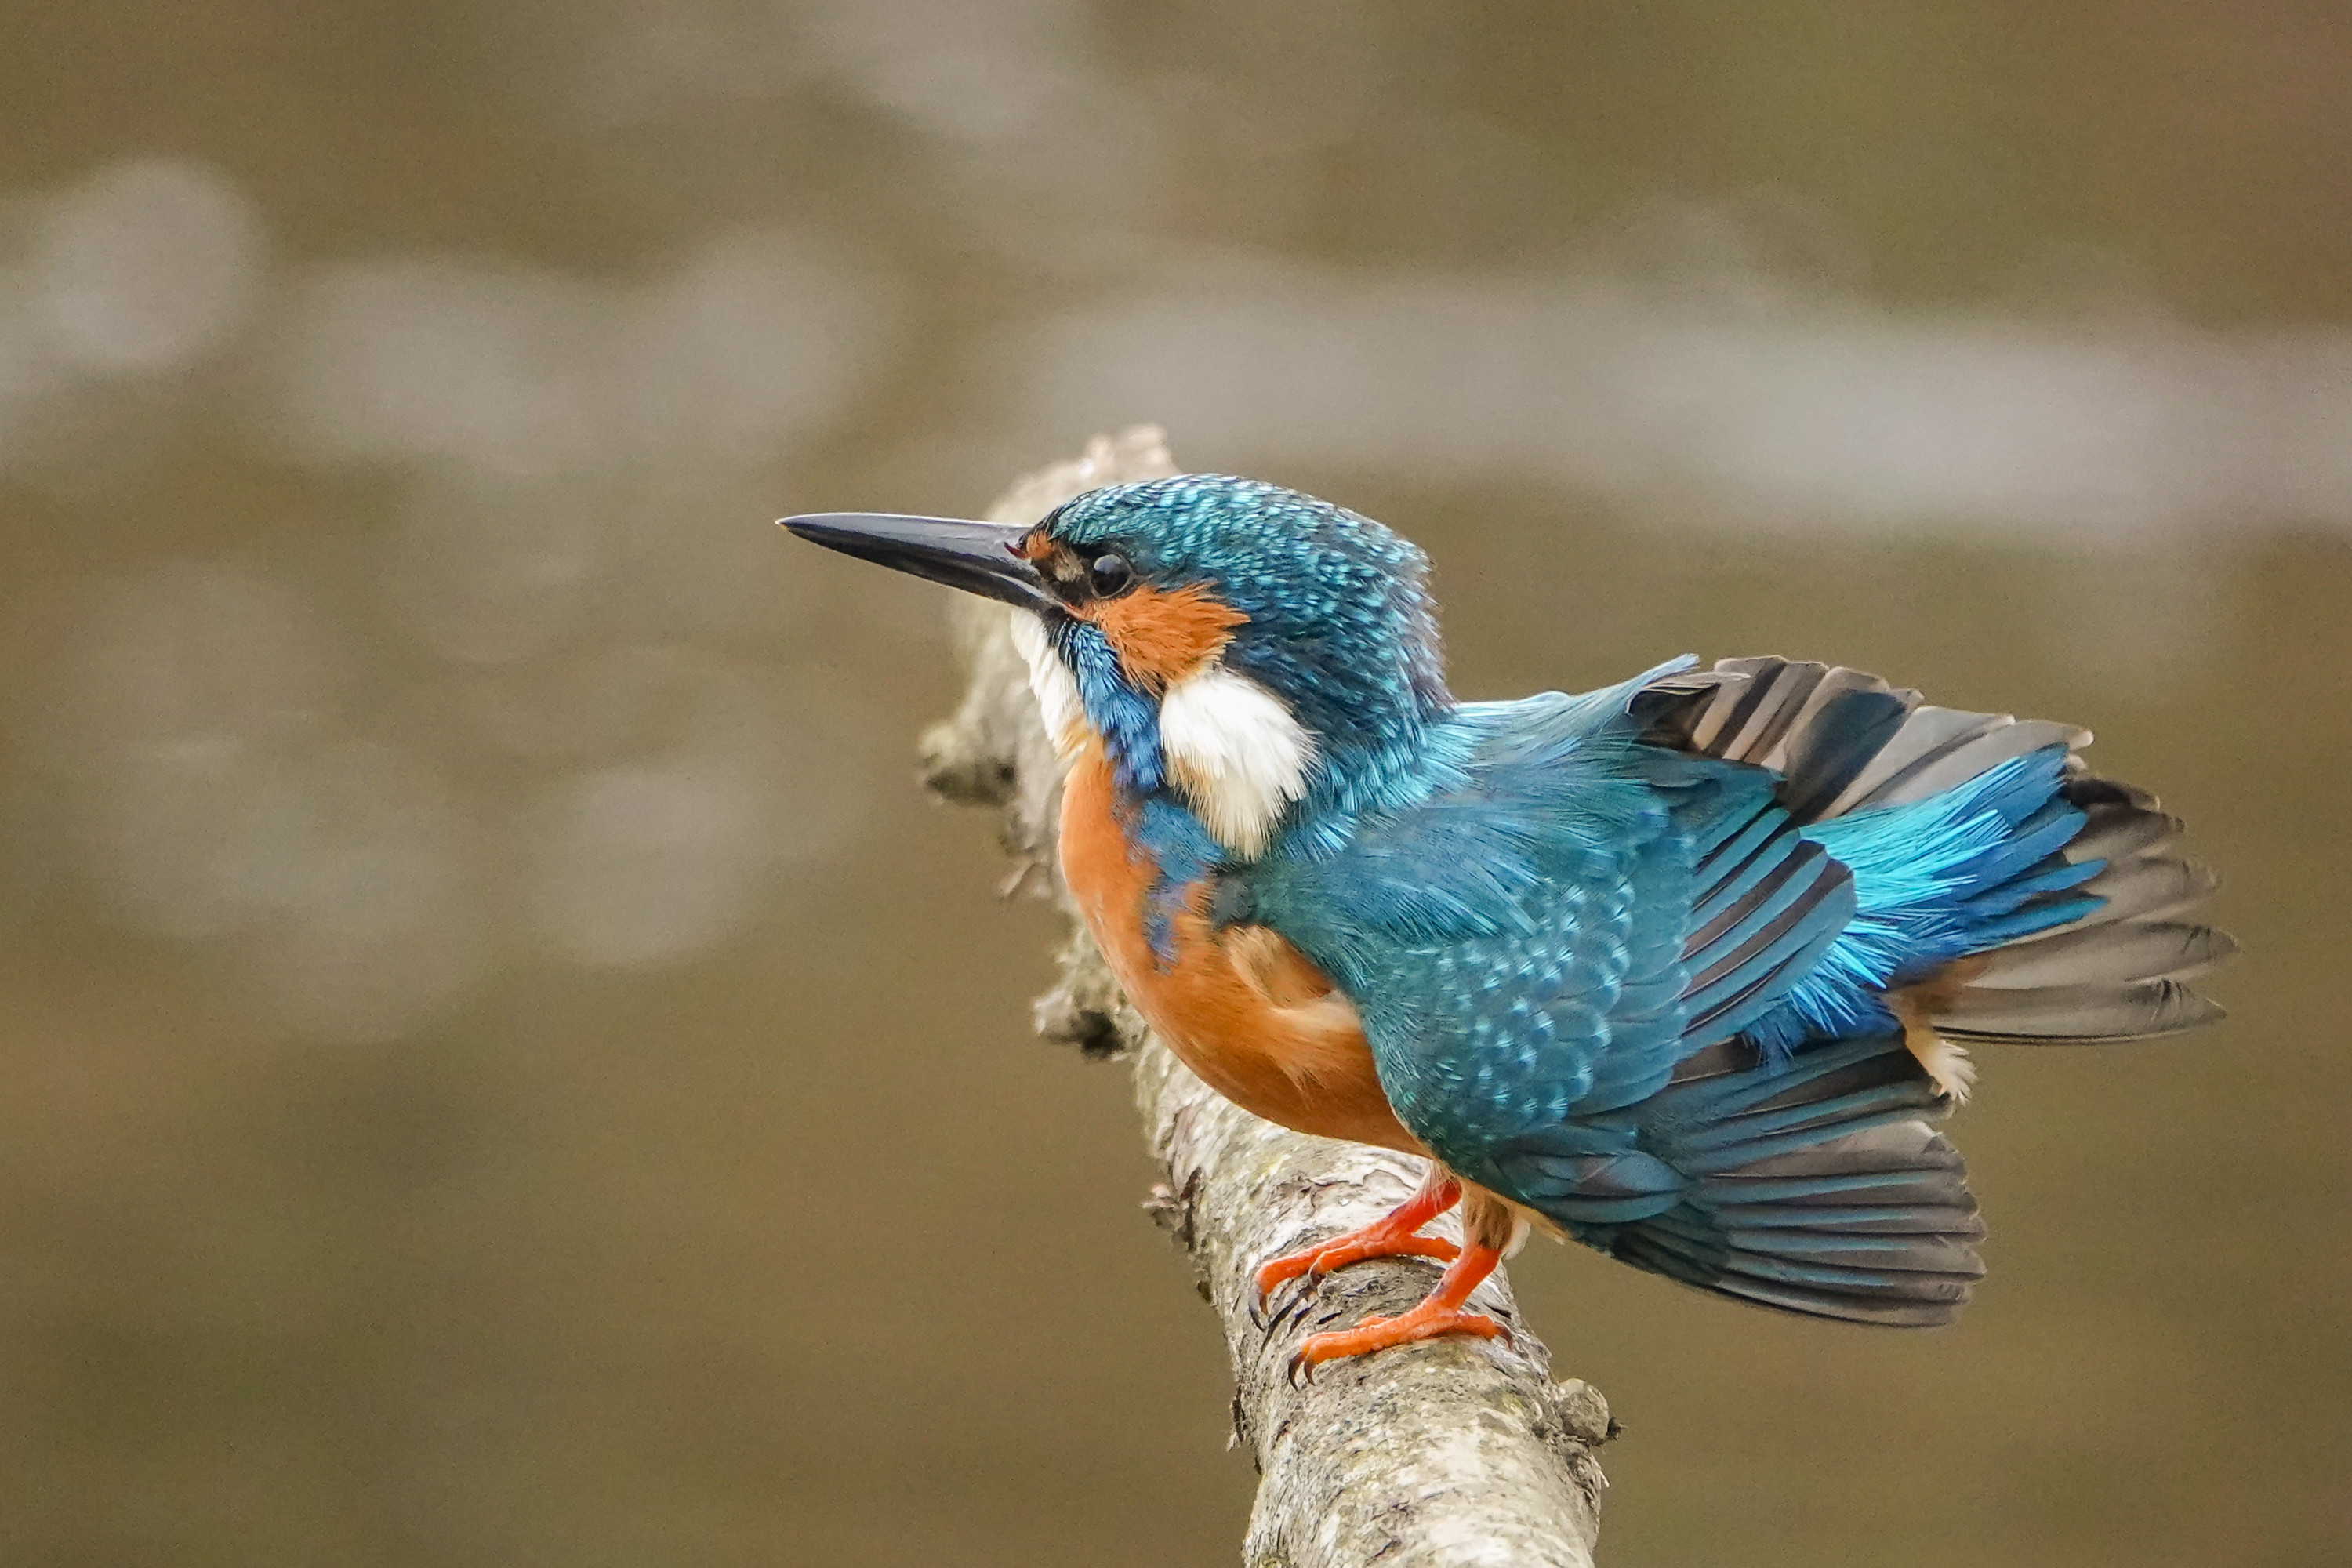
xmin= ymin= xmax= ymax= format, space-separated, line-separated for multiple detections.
xmin=1286 ymin=1349 xmax=1316 ymax=1388
xmin=1248 ymin=1257 xmax=1332 ymax=1332
xmin=1255 ymin=1274 xmax=1316 ymax=1340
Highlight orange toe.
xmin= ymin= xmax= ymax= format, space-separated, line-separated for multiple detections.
xmin=1291 ymin=1301 xmax=1508 ymax=1377
xmin=1254 ymin=1230 xmax=1461 ymax=1299
xmin=1253 ymin=1177 xmax=1465 ymax=1302
xmin=1253 ymin=1245 xmax=1323 ymax=1299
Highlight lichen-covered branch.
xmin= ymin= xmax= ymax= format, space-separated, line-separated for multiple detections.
xmin=917 ymin=429 xmax=1612 ymax=1568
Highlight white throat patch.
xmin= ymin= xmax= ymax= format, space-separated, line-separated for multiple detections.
xmin=1010 ymin=612 xmax=1087 ymax=757
xmin=1160 ymin=662 xmax=1317 ymax=858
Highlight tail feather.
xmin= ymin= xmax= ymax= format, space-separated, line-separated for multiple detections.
xmin=1976 ymin=919 xmax=2234 ymax=989
xmin=2032 ymin=851 xmax=2216 ymax=934
xmin=1943 ymin=764 xmax=2233 ymax=1041
xmin=2067 ymin=799 xmax=2180 ymax=862
xmin=1941 ymin=976 xmax=2223 ymax=1042
xmin=1646 ymin=657 xmax=2234 ymax=1059
xmin=1837 ymin=717 xmax=2087 ymax=812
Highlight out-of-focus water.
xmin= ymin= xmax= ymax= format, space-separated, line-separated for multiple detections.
xmin=0 ymin=4 xmax=2343 ymax=1564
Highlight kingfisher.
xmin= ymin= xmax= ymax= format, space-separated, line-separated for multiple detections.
xmin=782 ymin=477 xmax=2230 ymax=1373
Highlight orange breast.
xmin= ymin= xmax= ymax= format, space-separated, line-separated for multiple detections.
xmin=1058 ymin=746 xmax=1421 ymax=1155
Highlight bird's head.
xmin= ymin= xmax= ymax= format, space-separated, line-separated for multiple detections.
xmin=783 ymin=475 xmax=1452 ymax=857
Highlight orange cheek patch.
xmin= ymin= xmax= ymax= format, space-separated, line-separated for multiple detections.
xmin=1081 ymin=583 xmax=1248 ymax=693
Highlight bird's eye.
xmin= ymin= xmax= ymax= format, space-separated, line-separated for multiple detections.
xmin=1088 ymin=552 xmax=1134 ymax=597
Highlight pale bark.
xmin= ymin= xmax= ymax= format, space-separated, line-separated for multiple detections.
xmin=916 ymin=429 xmax=1613 ymax=1568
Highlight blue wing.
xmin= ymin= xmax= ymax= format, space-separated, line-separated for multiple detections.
xmin=1242 ymin=659 xmax=1856 ymax=1191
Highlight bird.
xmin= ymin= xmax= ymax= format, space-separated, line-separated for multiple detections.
xmin=781 ymin=476 xmax=2232 ymax=1374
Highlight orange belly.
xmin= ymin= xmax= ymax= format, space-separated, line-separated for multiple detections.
xmin=1058 ymin=747 xmax=1421 ymax=1155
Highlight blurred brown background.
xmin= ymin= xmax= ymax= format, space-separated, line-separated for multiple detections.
xmin=0 ymin=3 xmax=2343 ymax=1564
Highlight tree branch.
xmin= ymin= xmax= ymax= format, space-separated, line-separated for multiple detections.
xmin=916 ymin=429 xmax=1613 ymax=1568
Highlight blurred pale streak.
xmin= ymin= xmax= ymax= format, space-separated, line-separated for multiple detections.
xmin=27 ymin=158 xmax=266 ymax=376
xmin=616 ymin=228 xmax=899 ymax=462
xmin=995 ymin=267 xmax=2352 ymax=541
xmin=555 ymin=0 xmax=1168 ymax=250
xmin=269 ymin=229 xmax=898 ymax=476
xmin=270 ymin=257 xmax=612 ymax=471
xmin=566 ymin=0 xmax=1097 ymax=135
xmin=800 ymin=0 xmax=1097 ymax=144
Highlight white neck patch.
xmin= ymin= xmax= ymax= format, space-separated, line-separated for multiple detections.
xmin=1010 ymin=612 xmax=1088 ymax=757
xmin=1160 ymin=662 xmax=1317 ymax=858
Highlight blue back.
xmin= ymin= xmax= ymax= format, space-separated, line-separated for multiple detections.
xmin=1230 ymin=661 xmax=1859 ymax=1197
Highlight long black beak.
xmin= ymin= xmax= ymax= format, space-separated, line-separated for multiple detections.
xmin=777 ymin=512 xmax=1052 ymax=614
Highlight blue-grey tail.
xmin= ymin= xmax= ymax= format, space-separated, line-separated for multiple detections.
xmin=1653 ymin=657 xmax=2233 ymax=1059
xmin=1544 ymin=657 xmax=2234 ymax=1325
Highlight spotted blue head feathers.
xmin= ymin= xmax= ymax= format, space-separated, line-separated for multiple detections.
xmin=792 ymin=475 xmax=1459 ymax=858
xmin=1043 ymin=476 xmax=1450 ymax=751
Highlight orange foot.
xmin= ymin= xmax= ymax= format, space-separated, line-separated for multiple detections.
xmin=1289 ymin=1241 xmax=1508 ymax=1382
xmin=1254 ymin=1177 xmax=1463 ymax=1306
